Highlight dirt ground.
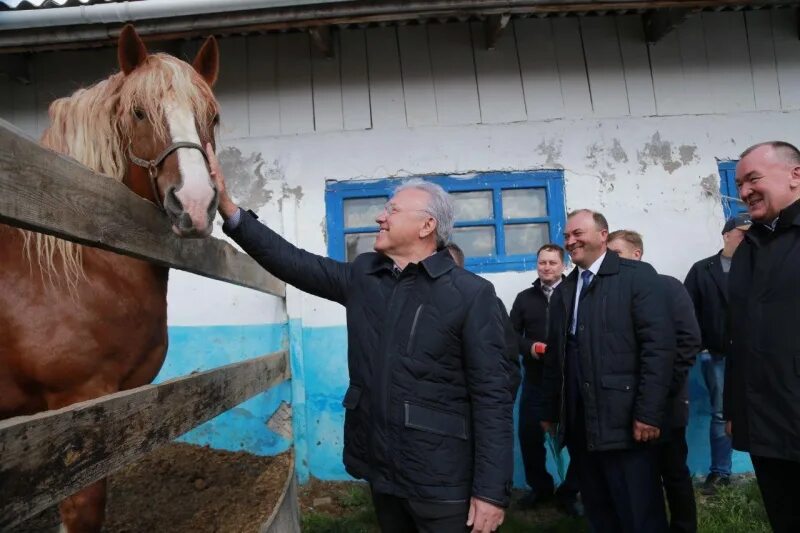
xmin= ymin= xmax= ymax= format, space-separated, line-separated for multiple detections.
xmin=14 ymin=443 xmax=291 ymax=533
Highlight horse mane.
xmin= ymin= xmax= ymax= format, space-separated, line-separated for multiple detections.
xmin=27 ymin=53 xmax=219 ymax=292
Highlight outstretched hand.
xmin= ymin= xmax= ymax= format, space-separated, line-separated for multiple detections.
xmin=206 ymin=142 xmax=238 ymax=219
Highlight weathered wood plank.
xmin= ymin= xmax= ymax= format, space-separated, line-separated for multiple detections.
xmin=366 ymin=26 xmax=407 ymax=129
xmin=248 ymin=33 xmax=282 ymax=137
xmin=745 ymin=9 xmax=781 ymax=111
xmin=515 ymin=18 xmax=565 ymax=121
xmin=0 ymin=351 xmax=290 ymax=530
xmin=278 ymin=32 xmax=314 ymax=135
xmin=339 ymin=27 xmax=372 ymax=130
xmin=675 ymin=15 xmax=710 ymax=115
xmin=471 ymin=20 xmax=527 ymax=124
xmin=581 ymin=16 xmax=630 ymax=117
xmin=772 ymin=7 xmax=800 ymax=110
xmin=429 ymin=22 xmax=481 ymax=126
xmin=552 ymin=17 xmax=593 ymax=118
xmin=216 ymin=36 xmax=250 ymax=140
xmin=648 ymin=21 xmax=684 ymax=115
xmin=617 ymin=14 xmax=657 ymax=116
xmin=0 ymin=119 xmax=285 ymax=297
xmin=703 ymin=11 xmax=755 ymax=113
xmin=397 ymin=24 xmax=438 ymax=128
xmin=311 ymin=31 xmax=344 ymax=132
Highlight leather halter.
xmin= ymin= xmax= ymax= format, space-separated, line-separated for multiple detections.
xmin=127 ymin=141 xmax=210 ymax=210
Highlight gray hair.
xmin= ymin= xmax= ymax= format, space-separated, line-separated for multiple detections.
xmin=393 ymin=178 xmax=454 ymax=248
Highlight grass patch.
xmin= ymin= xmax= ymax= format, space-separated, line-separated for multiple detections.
xmin=301 ymin=477 xmax=770 ymax=533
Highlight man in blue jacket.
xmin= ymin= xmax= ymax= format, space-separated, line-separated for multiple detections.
xmin=541 ymin=209 xmax=675 ymax=533
xmin=207 ymin=146 xmax=516 ymax=533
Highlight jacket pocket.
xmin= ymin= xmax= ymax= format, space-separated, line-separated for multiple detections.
xmin=404 ymin=401 xmax=468 ymax=440
xmin=601 ymin=374 xmax=634 ymax=392
xmin=342 ymin=385 xmax=362 ymax=409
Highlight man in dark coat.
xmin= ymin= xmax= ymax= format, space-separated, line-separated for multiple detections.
xmin=541 ymin=209 xmax=675 ymax=533
xmin=726 ymin=141 xmax=800 ymax=532
xmin=509 ymin=244 xmax=581 ymax=516
xmin=208 ymin=148 xmax=516 ymax=533
xmin=684 ymin=212 xmax=751 ymax=495
xmin=608 ymin=230 xmax=702 ymax=533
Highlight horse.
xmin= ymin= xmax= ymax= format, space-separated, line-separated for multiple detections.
xmin=0 ymin=25 xmax=220 ymax=533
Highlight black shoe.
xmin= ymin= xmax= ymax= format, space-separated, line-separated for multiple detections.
xmin=555 ymin=489 xmax=584 ymax=518
xmin=516 ymin=490 xmax=554 ymax=509
xmin=700 ymin=473 xmax=731 ymax=496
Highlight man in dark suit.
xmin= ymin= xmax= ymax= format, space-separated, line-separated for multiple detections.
xmin=509 ymin=244 xmax=582 ymax=516
xmin=541 ymin=209 xmax=675 ymax=533
xmin=726 ymin=141 xmax=800 ymax=532
xmin=684 ymin=212 xmax=750 ymax=495
xmin=608 ymin=230 xmax=702 ymax=533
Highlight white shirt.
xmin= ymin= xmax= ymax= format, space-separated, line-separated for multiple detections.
xmin=571 ymin=252 xmax=606 ymax=334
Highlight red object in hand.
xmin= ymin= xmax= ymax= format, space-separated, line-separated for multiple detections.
xmin=533 ymin=342 xmax=547 ymax=356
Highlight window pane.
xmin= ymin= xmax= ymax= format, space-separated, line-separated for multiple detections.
xmin=452 ymin=191 xmax=493 ymax=221
xmin=504 ymin=223 xmax=549 ymax=256
xmin=452 ymin=226 xmax=496 ymax=257
xmin=345 ymin=232 xmax=376 ymax=261
xmin=502 ymin=188 xmax=547 ymax=219
xmin=344 ymin=196 xmax=387 ymax=228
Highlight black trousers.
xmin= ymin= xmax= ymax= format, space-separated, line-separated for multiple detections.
xmin=751 ymin=455 xmax=800 ymax=533
xmin=658 ymin=426 xmax=697 ymax=533
xmin=518 ymin=375 xmax=580 ymax=498
xmin=371 ymin=490 xmax=470 ymax=533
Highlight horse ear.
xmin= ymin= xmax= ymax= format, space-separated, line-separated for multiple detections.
xmin=193 ymin=36 xmax=219 ymax=88
xmin=118 ymin=24 xmax=148 ymax=75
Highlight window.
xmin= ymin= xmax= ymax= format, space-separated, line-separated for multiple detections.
xmin=718 ymin=160 xmax=746 ymax=219
xmin=325 ymin=171 xmax=566 ymax=273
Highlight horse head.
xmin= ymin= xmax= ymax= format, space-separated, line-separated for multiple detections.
xmin=117 ymin=25 xmax=220 ymax=238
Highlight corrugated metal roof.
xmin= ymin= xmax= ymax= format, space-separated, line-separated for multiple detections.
xmin=0 ymin=0 xmax=127 ymax=9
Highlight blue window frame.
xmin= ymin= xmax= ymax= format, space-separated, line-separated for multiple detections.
xmin=718 ymin=160 xmax=746 ymax=219
xmin=325 ymin=171 xmax=566 ymax=273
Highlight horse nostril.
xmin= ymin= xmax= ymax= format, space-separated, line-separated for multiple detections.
xmin=165 ymin=186 xmax=183 ymax=214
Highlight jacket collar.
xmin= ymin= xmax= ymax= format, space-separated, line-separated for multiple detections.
xmin=597 ymin=249 xmax=621 ymax=275
xmin=365 ymin=249 xmax=455 ymax=279
xmin=748 ymin=198 xmax=800 ymax=243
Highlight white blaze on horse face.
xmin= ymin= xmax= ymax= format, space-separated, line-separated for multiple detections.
xmin=164 ymin=100 xmax=215 ymax=233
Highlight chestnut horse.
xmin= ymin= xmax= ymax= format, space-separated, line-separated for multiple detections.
xmin=0 ymin=26 xmax=220 ymax=532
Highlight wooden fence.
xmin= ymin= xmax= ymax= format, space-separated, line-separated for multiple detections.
xmin=0 ymin=118 xmax=294 ymax=530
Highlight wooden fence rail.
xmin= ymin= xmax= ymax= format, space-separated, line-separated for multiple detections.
xmin=0 ymin=118 xmax=285 ymax=297
xmin=0 ymin=350 xmax=291 ymax=530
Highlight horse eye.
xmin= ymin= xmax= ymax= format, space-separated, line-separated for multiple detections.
xmin=133 ymin=108 xmax=146 ymax=120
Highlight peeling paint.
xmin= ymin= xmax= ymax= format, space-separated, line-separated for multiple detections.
xmin=679 ymin=144 xmax=698 ymax=165
xmin=610 ymin=139 xmax=628 ymax=163
xmin=283 ymin=185 xmax=305 ymax=202
xmin=585 ymin=143 xmax=602 ymax=169
xmin=700 ymin=173 xmax=721 ymax=200
xmin=638 ymin=132 xmax=683 ymax=174
xmin=536 ymin=139 xmax=562 ymax=167
xmin=217 ymin=146 xmax=282 ymax=208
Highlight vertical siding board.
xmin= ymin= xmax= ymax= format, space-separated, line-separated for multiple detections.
xmin=580 ymin=16 xmax=630 ymax=117
xmin=365 ymin=26 xmax=407 ymax=129
xmin=675 ymin=15 xmax=711 ymax=115
xmin=429 ymin=22 xmax=481 ymax=126
xmin=471 ymin=21 xmax=527 ymax=124
xmin=311 ymin=35 xmax=344 ymax=133
xmin=551 ymin=17 xmax=593 ymax=118
xmin=772 ymin=8 xmax=800 ymax=110
xmin=397 ymin=24 xmax=438 ymax=128
xmin=703 ymin=12 xmax=755 ymax=113
xmin=515 ymin=18 xmax=565 ymax=120
xmin=277 ymin=32 xmax=314 ymax=135
xmin=339 ymin=28 xmax=372 ymax=131
xmin=616 ymin=15 xmax=657 ymax=116
xmin=648 ymin=29 xmax=684 ymax=116
xmin=248 ymin=34 xmax=281 ymax=137
xmin=215 ymin=36 xmax=250 ymax=140
xmin=745 ymin=10 xmax=781 ymax=111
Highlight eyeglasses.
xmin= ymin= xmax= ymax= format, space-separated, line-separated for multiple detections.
xmin=382 ymin=202 xmax=429 ymax=217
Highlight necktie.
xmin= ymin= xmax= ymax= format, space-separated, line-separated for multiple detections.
xmin=571 ymin=270 xmax=593 ymax=334
xmin=542 ymin=284 xmax=553 ymax=302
